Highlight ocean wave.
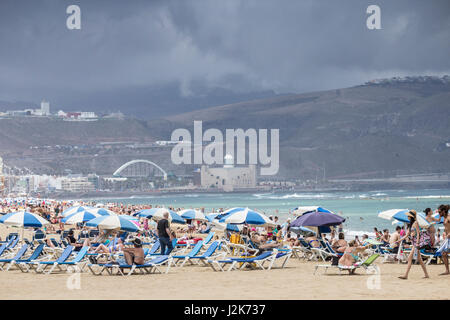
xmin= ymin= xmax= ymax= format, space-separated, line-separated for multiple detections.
xmin=404 ymin=195 xmax=450 ymax=199
xmin=253 ymin=193 xmax=335 ymax=200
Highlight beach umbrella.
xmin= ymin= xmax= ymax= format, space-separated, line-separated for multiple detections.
xmin=136 ymin=208 xmax=185 ymax=224
xmin=292 ymin=206 xmax=334 ymax=216
xmin=0 ymin=211 xmax=49 ymax=228
xmin=378 ymin=209 xmax=409 ymax=221
xmin=289 ymin=226 xmax=316 ymax=236
xmin=178 ymin=209 xmax=208 ymax=221
xmin=119 ymin=215 xmax=139 ymax=221
xmin=215 ymin=207 xmax=247 ymax=220
xmin=206 ymin=213 xmax=220 ymax=222
xmin=379 ymin=209 xmax=430 ymax=228
xmin=290 ymin=211 xmax=345 ymax=227
xmin=61 ymin=210 xmax=101 ymax=224
xmin=86 ymin=215 xmax=139 ymax=232
xmin=87 ymin=208 xmax=117 ymax=216
xmin=219 ymin=208 xmax=275 ymax=226
xmin=61 ymin=205 xmax=94 ymax=217
xmin=210 ymin=219 xmax=243 ymax=232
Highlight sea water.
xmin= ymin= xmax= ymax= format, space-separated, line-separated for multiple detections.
xmin=88 ymin=188 xmax=450 ymax=234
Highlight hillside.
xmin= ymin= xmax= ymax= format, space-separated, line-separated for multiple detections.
xmin=163 ymin=76 xmax=450 ymax=179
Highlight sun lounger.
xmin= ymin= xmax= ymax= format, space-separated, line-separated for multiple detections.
xmin=88 ymin=255 xmax=173 ymax=276
xmin=178 ymin=241 xmax=225 ymax=267
xmin=31 ymin=246 xmax=74 ymax=273
xmin=0 ymin=244 xmax=29 ymax=270
xmin=314 ymin=253 xmax=380 ymax=275
xmin=207 ymin=251 xmax=275 ymax=272
xmin=172 ymin=241 xmax=203 ymax=265
xmin=44 ymin=247 xmax=90 ymax=274
xmin=5 ymin=244 xmax=45 ymax=271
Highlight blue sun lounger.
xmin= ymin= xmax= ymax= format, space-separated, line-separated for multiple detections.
xmin=172 ymin=241 xmax=203 ymax=265
xmin=31 ymin=245 xmax=74 ymax=273
xmin=179 ymin=241 xmax=225 ymax=267
xmin=207 ymin=251 xmax=276 ymax=272
xmin=44 ymin=246 xmax=90 ymax=274
xmin=5 ymin=244 xmax=45 ymax=271
xmin=0 ymin=244 xmax=29 ymax=270
xmin=88 ymin=255 xmax=173 ymax=276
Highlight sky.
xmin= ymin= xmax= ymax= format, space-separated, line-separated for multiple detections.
xmin=0 ymin=0 xmax=449 ymax=116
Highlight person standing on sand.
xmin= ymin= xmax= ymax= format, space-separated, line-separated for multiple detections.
xmin=398 ymin=210 xmax=430 ymax=280
xmin=436 ymin=204 xmax=450 ymax=275
xmin=157 ymin=212 xmax=174 ymax=255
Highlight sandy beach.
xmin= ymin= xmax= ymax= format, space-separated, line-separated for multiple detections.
xmin=0 ymin=249 xmax=448 ymax=300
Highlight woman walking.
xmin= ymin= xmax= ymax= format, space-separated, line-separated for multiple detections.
xmin=398 ymin=210 xmax=430 ymax=280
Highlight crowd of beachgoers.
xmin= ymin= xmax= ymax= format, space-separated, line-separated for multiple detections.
xmin=0 ymin=198 xmax=448 ymax=278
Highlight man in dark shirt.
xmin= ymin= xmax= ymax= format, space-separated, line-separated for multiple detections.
xmin=157 ymin=212 xmax=174 ymax=255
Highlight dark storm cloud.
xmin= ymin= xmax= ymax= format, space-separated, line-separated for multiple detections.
xmin=0 ymin=0 xmax=449 ymax=112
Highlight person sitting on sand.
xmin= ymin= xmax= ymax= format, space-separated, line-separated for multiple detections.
xmin=338 ymin=240 xmax=370 ymax=274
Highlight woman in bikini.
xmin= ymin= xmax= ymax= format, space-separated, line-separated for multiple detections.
xmin=398 ymin=210 xmax=430 ymax=280
xmin=338 ymin=240 xmax=370 ymax=274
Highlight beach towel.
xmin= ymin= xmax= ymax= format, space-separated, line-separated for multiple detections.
xmin=436 ymin=238 xmax=450 ymax=254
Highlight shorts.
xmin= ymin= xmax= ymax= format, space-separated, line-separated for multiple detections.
xmin=436 ymin=239 xmax=450 ymax=254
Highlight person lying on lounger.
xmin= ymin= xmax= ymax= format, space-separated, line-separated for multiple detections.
xmin=338 ymin=240 xmax=370 ymax=274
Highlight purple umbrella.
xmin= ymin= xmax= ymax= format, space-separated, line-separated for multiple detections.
xmin=290 ymin=211 xmax=345 ymax=227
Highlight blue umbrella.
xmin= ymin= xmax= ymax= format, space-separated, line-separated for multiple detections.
xmin=86 ymin=215 xmax=139 ymax=232
xmin=206 ymin=213 xmax=220 ymax=222
xmin=88 ymin=208 xmax=117 ymax=216
xmin=179 ymin=209 xmax=207 ymax=221
xmin=215 ymin=207 xmax=246 ymax=221
xmin=137 ymin=208 xmax=185 ymax=224
xmin=61 ymin=205 xmax=94 ymax=217
xmin=61 ymin=210 xmax=101 ymax=224
xmin=292 ymin=206 xmax=334 ymax=216
xmin=219 ymin=208 xmax=274 ymax=226
xmin=0 ymin=211 xmax=49 ymax=228
xmin=291 ymin=211 xmax=345 ymax=227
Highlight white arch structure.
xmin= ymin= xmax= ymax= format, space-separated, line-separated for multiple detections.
xmin=113 ymin=160 xmax=167 ymax=180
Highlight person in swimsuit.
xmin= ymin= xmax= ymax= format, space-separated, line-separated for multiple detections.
xmin=331 ymin=232 xmax=347 ymax=253
xmin=398 ymin=210 xmax=430 ymax=280
xmin=436 ymin=204 xmax=450 ymax=275
xmin=423 ymin=208 xmax=440 ymax=247
xmin=338 ymin=240 xmax=370 ymax=274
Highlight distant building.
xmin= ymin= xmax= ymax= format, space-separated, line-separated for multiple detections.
xmin=40 ymin=100 xmax=50 ymax=116
xmin=61 ymin=176 xmax=95 ymax=193
xmin=200 ymin=154 xmax=256 ymax=192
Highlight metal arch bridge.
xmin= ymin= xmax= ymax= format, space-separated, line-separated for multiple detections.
xmin=113 ymin=160 xmax=167 ymax=181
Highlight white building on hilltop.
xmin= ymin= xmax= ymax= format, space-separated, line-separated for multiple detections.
xmin=200 ymin=154 xmax=256 ymax=192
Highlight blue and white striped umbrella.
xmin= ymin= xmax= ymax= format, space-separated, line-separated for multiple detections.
xmin=178 ymin=209 xmax=207 ymax=221
xmin=214 ymin=207 xmax=247 ymax=221
xmin=86 ymin=215 xmax=139 ymax=232
xmin=87 ymin=208 xmax=117 ymax=216
xmin=292 ymin=206 xmax=334 ymax=216
xmin=379 ymin=209 xmax=430 ymax=228
xmin=119 ymin=215 xmax=139 ymax=221
xmin=136 ymin=208 xmax=185 ymax=224
xmin=61 ymin=205 xmax=94 ymax=217
xmin=206 ymin=213 xmax=220 ymax=222
xmin=0 ymin=211 xmax=49 ymax=228
xmin=61 ymin=210 xmax=101 ymax=224
xmin=219 ymin=208 xmax=275 ymax=226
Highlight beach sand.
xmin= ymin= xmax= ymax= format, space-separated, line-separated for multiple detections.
xmin=1 ymin=226 xmax=449 ymax=300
